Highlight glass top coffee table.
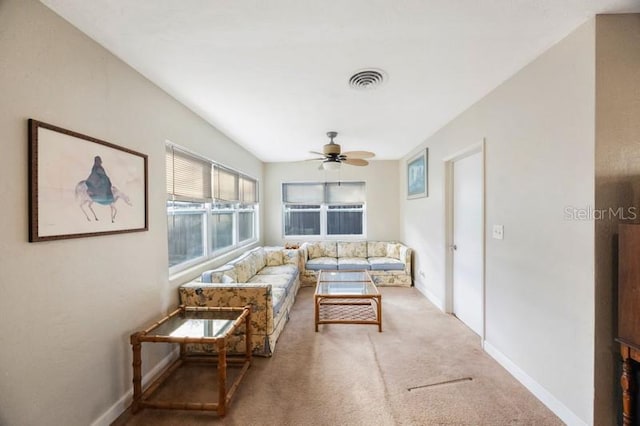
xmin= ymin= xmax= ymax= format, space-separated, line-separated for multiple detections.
xmin=129 ymin=305 xmax=251 ymax=417
xmin=314 ymin=270 xmax=382 ymax=332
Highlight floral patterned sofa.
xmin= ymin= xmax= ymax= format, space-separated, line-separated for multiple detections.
xmin=299 ymin=241 xmax=412 ymax=287
xmin=179 ymin=246 xmax=300 ymax=357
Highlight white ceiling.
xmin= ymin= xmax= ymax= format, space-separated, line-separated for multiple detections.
xmin=41 ymin=0 xmax=640 ymax=162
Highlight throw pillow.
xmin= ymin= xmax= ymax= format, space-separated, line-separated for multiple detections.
xmin=265 ymin=248 xmax=284 ymax=266
xmin=319 ymin=241 xmax=338 ymax=258
xmin=386 ymin=243 xmax=401 ymax=260
xmin=307 ymin=243 xmax=323 ymax=259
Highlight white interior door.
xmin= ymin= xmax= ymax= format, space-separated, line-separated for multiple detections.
xmin=452 ymin=151 xmax=483 ymax=336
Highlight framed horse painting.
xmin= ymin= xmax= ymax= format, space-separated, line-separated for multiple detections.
xmin=28 ymin=119 xmax=148 ymax=242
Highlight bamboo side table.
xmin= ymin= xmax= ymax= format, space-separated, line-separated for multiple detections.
xmin=130 ymin=305 xmax=251 ymax=417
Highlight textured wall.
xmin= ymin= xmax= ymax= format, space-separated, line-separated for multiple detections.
xmin=399 ymin=20 xmax=596 ymax=424
xmin=0 ymin=1 xmax=262 ymax=424
xmin=262 ymin=160 xmax=401 ymax=246
xmin=594 ymin=13 xmax=640 ymax=426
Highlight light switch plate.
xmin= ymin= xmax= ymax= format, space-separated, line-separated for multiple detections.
xmin=492 ymin=225 xmax=504 ymax=240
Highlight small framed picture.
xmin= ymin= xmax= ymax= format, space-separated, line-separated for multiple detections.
xmin=407 ymin=148 xmax=428 ymax=199
xmin=28 ymin=119 xmax=148 ymax=242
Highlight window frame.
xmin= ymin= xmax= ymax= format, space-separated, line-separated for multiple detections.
xmin=166 ymin=143 xmax=259 ymax=274
xmin=281 ymin=181 xmax=366 ymax=240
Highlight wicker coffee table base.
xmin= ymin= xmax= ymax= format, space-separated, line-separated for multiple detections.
xmin=315 ymin=296 xmax=382 ymax=332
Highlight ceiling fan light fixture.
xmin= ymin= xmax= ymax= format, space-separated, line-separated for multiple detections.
xmin=322 ymin=160 xmax=341 ymax=171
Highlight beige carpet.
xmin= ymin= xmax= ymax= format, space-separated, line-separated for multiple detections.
xmin=113 ymin=286 xmax=563 ymax=425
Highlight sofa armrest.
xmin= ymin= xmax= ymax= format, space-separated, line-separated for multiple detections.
xmin=299 ymin=242 xmax=310 ymax=260
xmin=299 ymin=243 xmax=311 ymax=272
xmin=179 ymin=283 xmax=274 ymax=337
xmin=399 ymin=244 xmax=412 ymax=275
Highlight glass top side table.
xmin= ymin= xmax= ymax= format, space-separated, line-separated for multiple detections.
xmin=129 ymin=305 xmax=251 ymax=417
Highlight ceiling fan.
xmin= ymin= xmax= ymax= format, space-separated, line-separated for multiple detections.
xmin=308 ymin=131 xmax=375 ymax=170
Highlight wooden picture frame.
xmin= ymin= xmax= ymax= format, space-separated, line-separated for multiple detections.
xmin=407 ymin=148 xmax=428 ymax=199
xmin=28 ymin=119 xmax=148 ymax=242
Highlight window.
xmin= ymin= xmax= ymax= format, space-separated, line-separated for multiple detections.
xmin=282 ymin=182 xmax=365 ymax=238
xmin=210 ymin=204 xmax=234 ymax=252
xmin=327 ymin=204 xmax=363 ymax=235
xmin=283 ymin=204 xmax=321 ymax=236
xmin=166 ymin=145 xmax=259 ymax=272
xmin=167 ymin=201 xmax=206 ymax=268
xmin=238 ymin=208 xmax=255 ymax=242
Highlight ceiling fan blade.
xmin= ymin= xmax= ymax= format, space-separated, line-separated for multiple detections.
xmin=304 ymin=157 xmax=325 ymax=161
xmin=342 ymin=150 xmax=375 ymax=159
xmin=309 ymin=151 xmax=325 ymax=156
xmin=344 ymin=158 xmax=369 ymax=166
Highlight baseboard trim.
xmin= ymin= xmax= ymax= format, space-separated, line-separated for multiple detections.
xmin=90 ymin=347 xmax=180 ymax=426
xmin=483 ymin=341 xmax=587 ymax=426
xmin=414 ymin=281 xmax=445 ymax=311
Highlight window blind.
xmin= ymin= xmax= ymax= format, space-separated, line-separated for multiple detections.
xmin=213 ymin=165 xmax=239 ymax=202
xmin=282 ymin=183 xmax=325 ymax=204
xmin=326 ymin=182 xmax=366 ymax=203
xmin=166 ymin=144 xmax=258 ymax=204
xmin=282 ymin=182 xmax=365 ymax=204
xmin=240 ymin=176 xmax=258 ymax=204
xmin=166 ymin=146 xmax=212 ymax=201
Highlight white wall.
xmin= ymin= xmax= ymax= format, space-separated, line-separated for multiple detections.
xmin=0 ymin=1 xmax=263 ymax=425
xmin=400 ymin=20 xmax=596 ymax=424
xmin=263 ymin=161 xmax=400 ymax=245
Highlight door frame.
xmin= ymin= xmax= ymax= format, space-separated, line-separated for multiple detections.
xmin=444 ymin=139 xmax=486 ymax=342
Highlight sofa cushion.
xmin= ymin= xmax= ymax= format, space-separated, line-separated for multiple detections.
xmin=283 ymin=249 xmax=300 ymax=266
xmin=306 ymin=257 xmax=338 ymax=270
xmin=367 ymin=241 xmax=388 ymax=258
xmin=264 ymin=247 xmax=284 ymax=266
xmin=386 ymin=243 xmax=402 ymax=260
xmin=248 ymin=274 xmax=293 ymax=294
xmin=201 ymin=265 xmax=237 ymax=283
xmin=337 ymin=257 xmax=370 ymax=270
xmin=258 ymin=264 xmax=298 ymax=276
xmin=307 ymin=241 xmax=338 ymax=259
xmin=231 ymin=256 xmax=253 ymax=282
xmin=368 ymin=257 xmax=405 ymax=271
xmin=249 ymin=248 xmax=267 ymax=273
xmin=337 ymin=241 xmax=367 ymax=258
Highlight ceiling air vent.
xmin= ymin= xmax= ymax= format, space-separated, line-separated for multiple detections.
xmin=348 ymin=69 xmax=386 ymax=90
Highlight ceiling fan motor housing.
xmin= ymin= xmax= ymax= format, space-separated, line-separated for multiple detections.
xmin=323 ymin=143 xmax=341 ymax=155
